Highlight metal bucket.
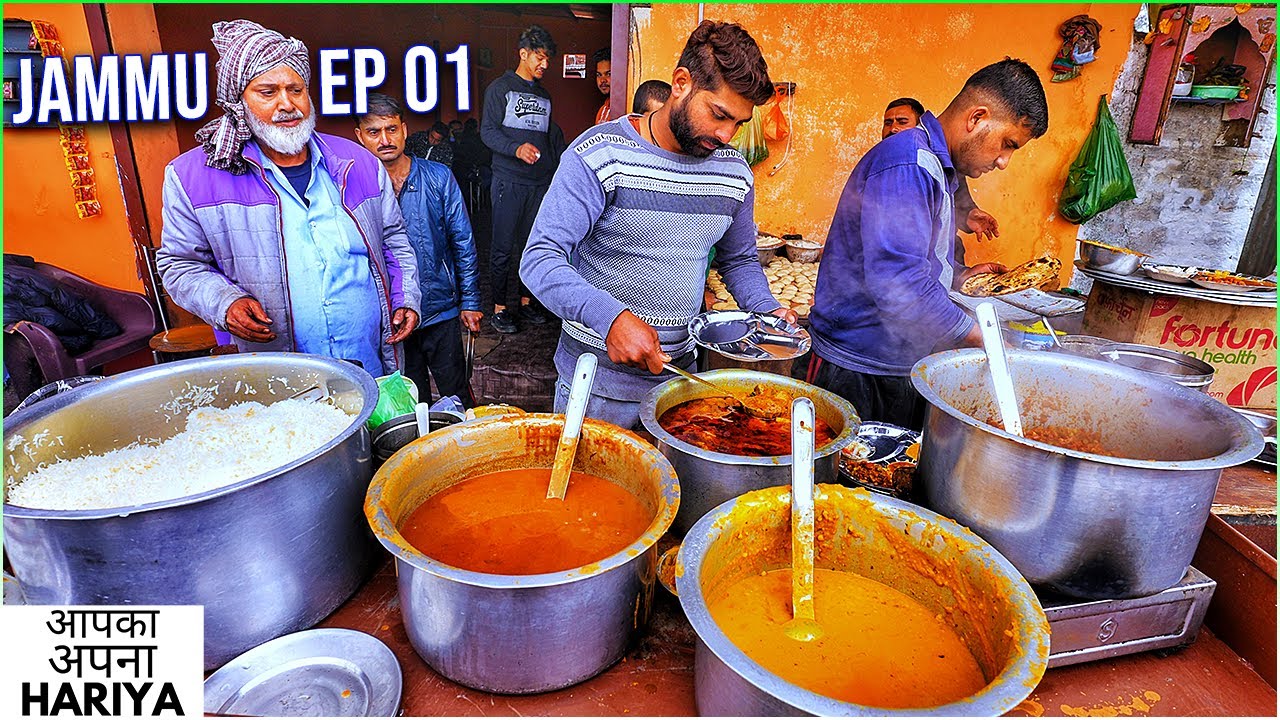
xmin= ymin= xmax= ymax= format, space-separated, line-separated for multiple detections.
xmin=364 ymin=414 xmax=679 ymax=693
xmin=3 ymin=353 xmax=381 ymax=669
xmin=640 ymin=369 xmax=860 ymax=535
xmin=370 ymin=410 xmax=464 ymax=466
xmin=911 ymin=349 xmax=1262 ymax=599
xmin=677 ymin=484 xmax=1050 ymax=715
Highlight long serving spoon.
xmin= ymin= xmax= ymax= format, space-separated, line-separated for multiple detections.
xmin=783 ymin=396 xmax=823 ymax=642
xmin=661 ymin=362 xmax=782 ymax=420
xmin=547 ymin=353 xmax=598 ymax=500
xmin=977 ymin=302 xmax=1024 ymax=438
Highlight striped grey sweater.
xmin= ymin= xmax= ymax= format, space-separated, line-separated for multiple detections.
xmin=520 ymin=115 xmax=780 ymax=401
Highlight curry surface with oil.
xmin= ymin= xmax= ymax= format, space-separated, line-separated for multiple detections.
xmin=707 ymin=567 xmax=986 ymax=708
xmin=400 ymin=468 xmax=652 ymax=575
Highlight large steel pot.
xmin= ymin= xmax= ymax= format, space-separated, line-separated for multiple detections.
xmin=2 ymin=353 xmax=381 ymax=669
xmin=911 ymin=349 xmax=1263 ymax=599
xmin=364 ymin=414 xmax=679 ymax=694
xmin=640 ymin=369 xmax=860 ymax=534
xmin=677 ymin=484 xmax=1049 ymax=716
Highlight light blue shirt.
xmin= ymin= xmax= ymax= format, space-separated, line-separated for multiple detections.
xmin=259 ymin=139 xmax=385 ymax=376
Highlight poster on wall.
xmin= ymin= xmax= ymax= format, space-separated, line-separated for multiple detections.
xmin=562 ymin=52 xmax=586 ymax=78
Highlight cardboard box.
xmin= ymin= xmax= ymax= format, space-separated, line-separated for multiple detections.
xmin=1082 ymin=283 xmax=1277 ymax=410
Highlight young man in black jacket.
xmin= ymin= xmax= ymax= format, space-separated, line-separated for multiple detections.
xmin=480 ymin=24 xmax=566 ymax=334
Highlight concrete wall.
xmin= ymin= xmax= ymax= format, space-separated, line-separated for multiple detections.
xmin=636 ymin=3 xmax=1141 ymax=287
xmin=1077 ymin=31 xmax=1278 ymax=275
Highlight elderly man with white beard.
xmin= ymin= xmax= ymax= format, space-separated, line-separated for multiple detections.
xmin=157 ymin=19 xmax=419 ymax=375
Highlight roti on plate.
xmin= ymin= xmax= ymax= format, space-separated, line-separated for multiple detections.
xmin=960 ymin=256 xmax=1061 ymax=297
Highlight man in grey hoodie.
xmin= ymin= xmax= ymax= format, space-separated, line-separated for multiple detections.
xmin=481 ymin=24 xmax=566 ymax=335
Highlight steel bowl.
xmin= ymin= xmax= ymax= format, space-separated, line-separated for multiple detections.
xmin=3 ymin=353 xmax=381 ymax=669
xmin=1098 ymin=342 xmax=1215 ymax=392
xmin=677 ymin=484 xmax=1050 ymax=715
xmin=1079 ymin=242 xmax=1144 ymax=275
xmin=364 ymin=414 xmax=679 ymax=694
xmin=640 ymin=369 xmax=860 ymax=534
xmin=911 ymin=349 xmax=1263 ymax=599
xmin=370 ymin=410 xmax=464 ymax=466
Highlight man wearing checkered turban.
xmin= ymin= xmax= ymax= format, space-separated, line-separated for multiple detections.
xmin=196 ymin=19 xmax=313 ymax=174
xmin=157 ymin=19 xmax=422 ymax=376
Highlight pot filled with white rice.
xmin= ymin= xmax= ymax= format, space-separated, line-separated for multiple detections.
xmin=3 ymin=353 xmax=380 ymax=669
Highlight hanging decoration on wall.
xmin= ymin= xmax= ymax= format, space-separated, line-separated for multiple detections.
xmin=30 ymin=20 xmax=101 ymax=219
xmin=1050 ymin=15 xmax=1103 ymax=83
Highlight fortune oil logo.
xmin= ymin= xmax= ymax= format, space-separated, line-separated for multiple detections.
xmin=1160 ymin=315 xmax=1278 ymax=365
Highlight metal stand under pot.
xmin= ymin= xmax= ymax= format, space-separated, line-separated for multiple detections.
xmin=1040 ymin=567 xmax=1216 ymax=668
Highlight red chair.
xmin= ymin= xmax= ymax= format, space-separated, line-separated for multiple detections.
xmin=4 ymin=262 xmax=160 ymax=384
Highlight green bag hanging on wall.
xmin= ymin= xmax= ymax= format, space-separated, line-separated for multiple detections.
xmin=1058 ymin=95 xmax=1137 ymax=224
xmin=729 ymin=105 xmax=769 ymax=166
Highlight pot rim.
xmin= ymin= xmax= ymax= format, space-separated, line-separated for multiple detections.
xmin=910 ymin=348 xmax=1264 ymax=470
xmin=364 ymin=414 xmax=680 ymax=590
xmin=675 ymin=485 xmax=1050 ymax=716
xmin=638 ymin=369 xmax=861 ymax=465
xmin=4 ymin=353 xmax=378 ymax=521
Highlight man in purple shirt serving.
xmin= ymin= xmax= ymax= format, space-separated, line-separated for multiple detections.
xmin=808 ymin=59 xmax=1048 ymax=430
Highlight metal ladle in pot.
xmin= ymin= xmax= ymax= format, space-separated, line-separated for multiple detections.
xmin=783 ymin=396 xmax=823 ymax=642
xmin=977 ymin=302 xmax=1024 ymax=438
xmin=547 ymin=353 xmax=598 ymax=500
xmin=661 ymin=362 xmax=783 ymax=420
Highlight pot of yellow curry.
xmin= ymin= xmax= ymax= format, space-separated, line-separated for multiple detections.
xmin=675 ymin=484 xmax=1049 ymax=715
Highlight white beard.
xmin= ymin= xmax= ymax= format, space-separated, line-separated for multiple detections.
xmin=246 ymin=106 xmax=316 ymax=157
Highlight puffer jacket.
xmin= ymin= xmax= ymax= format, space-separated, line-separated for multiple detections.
xmin=400 ymin=158 xmax=481 ymax=327
xmin=157 ymin=133 xmax=421 ymax=371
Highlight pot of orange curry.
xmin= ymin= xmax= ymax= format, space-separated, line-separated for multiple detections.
xmin=364 ymin=414 xmax=679 ymax=694
xmin=676 ymin=484 xmax=1050 ymax=715
xmin=912 ymin=348 xmax=1263 ymax=600
xmin=640 ymin=369 xmax=860 ymax=535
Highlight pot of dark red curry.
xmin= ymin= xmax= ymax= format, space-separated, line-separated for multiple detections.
xmin=639 ymin=369 xmax=860 ymax=535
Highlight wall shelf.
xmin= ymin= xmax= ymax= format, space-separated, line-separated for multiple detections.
xmin=1129 ymin=4 xmax=1275 ymax=148
xmin=1171 ymin=94 xmax=1249 ymax=105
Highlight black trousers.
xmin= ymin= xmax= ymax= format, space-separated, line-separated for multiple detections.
xmin=807 ymin=355 xmax=927 ymax=431
xmin=403 ymin=315 xmax=475 ymax=408
xmin=490 ymin=176 xmax=549 ymax=308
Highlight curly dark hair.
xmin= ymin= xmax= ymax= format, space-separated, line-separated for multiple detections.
xmin=519 ymin=25 xmax=556 ymax=57
xmin=591 ymin=47 xmax=610 ymax=70
xmin=676 ymin=20 xmax=773 ymax=106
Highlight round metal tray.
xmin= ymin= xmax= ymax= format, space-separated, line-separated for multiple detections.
xmin=204 ymin=629 xmax=402 ymax=717
xmin=689 ymin=310 xmax=811 ymax=361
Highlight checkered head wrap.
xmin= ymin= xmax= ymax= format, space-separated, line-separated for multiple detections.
xmin=194 ymin=19 xmax=311 ymax=175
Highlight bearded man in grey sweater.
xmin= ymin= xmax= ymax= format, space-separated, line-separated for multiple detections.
xmin=520 ymin=21 xmax=796 ymax=429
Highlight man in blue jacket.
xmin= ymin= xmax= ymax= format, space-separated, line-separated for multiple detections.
xmin=809 ymin=59 xmax=1048 ymax=430
xmin=355 ymin=94 xmax=482 ymax=406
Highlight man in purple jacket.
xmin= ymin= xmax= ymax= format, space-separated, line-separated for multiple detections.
xmin=158 ymin=20 xmax=420 ymax=376
xmin=809 ymin=59 xmax=1048 ymax=430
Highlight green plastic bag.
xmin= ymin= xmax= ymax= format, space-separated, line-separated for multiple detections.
xmin=729 ymin=105 xmax=769 ymax=166
xmin=1058 ymin=95 xmax=1137 ymax=224
xmin=367 ymin=371 xmax=417 ymax=430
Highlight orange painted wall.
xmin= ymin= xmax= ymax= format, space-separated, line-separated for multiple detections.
xmin=2 ymin=4 xmax=144 ymax=292
xmin=636 ymin=3 xmax=1140 ymax=283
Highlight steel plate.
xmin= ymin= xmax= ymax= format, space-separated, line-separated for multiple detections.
xmin=204 ymin=629 xmax=402 ymax=717
xmin=689 ymin=310 xmax=811 ymax=361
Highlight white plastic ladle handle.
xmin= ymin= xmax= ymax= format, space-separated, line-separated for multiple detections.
xmin=976 ymin=302 xmax=1024 ymax=438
